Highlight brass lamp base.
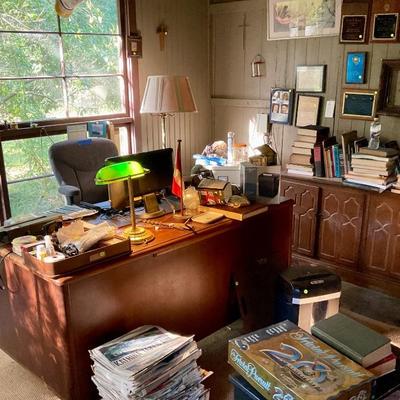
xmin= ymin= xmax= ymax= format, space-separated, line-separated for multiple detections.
xmin=124 ymin=226 xmax=155 ymax=244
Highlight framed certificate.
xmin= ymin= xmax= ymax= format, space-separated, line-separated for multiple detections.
xmin=295 ymin=65 xmax=326 ymax=93
xmin=295 ymin=95 xmax=321 ymax=127
xmin=341 ymin=89 xmax=378 ymax=120
xmin=346 ymin=52 xmax=367 ymax=84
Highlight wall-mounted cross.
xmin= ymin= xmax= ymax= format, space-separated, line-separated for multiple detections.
xmin=238 ymin=13 xmax=249 ymax=51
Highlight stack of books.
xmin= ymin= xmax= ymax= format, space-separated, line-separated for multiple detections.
xmin=287 ymin=126 xmax=329 ymax=176
xmin=391 ymin=174 xmax=400 ymax=194
xmin=89 ymin=325 xmax=210 ymax=400
xmin=228 ymin=320 xmax=374 ymax=399
xmin=344 ymin=147 xmax=399 ymax=192
xmin=311 ymin=313 xmax=396 ymax=378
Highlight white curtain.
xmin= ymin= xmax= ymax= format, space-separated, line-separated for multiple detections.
xmin=55 ymin=0 xmax=85 ymax=17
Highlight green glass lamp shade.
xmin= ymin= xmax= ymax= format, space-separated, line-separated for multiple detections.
xmin=95 ymin=161 xmax=149 ymax=185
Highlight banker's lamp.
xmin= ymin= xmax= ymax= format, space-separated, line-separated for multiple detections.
xmin=95 ymin=161 xmax=155 ymax=244
xmin=140 ymin=75 xmax=197 ymax=148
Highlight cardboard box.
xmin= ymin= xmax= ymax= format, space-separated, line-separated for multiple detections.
xmin=228 ymin=320 xmax=374 ymax=400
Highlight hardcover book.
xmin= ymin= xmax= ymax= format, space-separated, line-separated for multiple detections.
xmin=228 ymin=320 xmax=374 ymax=400
xmin=311 ymin=313 xmax=392 ymax=368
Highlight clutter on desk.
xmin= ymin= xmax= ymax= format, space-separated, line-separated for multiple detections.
xmin=11 ymin=235 xmax=37 ymax=256
xmin=197 ymin=178 xmax=232 ymax=205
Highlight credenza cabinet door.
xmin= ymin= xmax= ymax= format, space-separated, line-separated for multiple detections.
xmin=364 ymin=193 xmax=400 ymax=278
xmin=318 ymin=188 xmax=365 ymax=269
xmin=281 ymin=179 xmax=319 ymax=257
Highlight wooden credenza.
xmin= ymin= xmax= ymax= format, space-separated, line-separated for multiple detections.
xmin=281 ymin=173 xmax=400 ymax=296
xmin=0 ymin=199 xmax=292 ymax=400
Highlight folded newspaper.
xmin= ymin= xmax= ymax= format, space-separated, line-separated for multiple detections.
xmin=89 ymin=325 xmax=211 ymax=399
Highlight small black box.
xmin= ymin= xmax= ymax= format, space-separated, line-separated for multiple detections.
xmin=258 ymin=173 xmax=279 ymax=198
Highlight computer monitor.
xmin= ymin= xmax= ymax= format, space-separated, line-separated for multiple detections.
xmin=105 ymin=148 xmax=174 ymax=209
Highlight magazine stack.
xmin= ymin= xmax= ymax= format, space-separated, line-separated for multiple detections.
xmin=89 ymin=325 xmax=210 ymax=400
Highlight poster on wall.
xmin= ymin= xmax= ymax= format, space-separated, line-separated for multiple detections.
xmin=267 ymin=0 xmax=341 ymax=40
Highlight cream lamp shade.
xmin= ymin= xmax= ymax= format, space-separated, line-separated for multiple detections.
xmin=140 ymin=75 xmax=197 ymax=148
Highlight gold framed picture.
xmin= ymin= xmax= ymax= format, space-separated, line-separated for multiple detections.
xmin=341 ymin=89 xmax=378 ymax=120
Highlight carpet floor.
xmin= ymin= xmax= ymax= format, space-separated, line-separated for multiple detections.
xmin=0 ymin=281 xmax=399 ymax=400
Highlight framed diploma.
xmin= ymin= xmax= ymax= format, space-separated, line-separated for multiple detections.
xmin=346 ymin=52 xmax=367 ymax=84
xmin=295 ymin=65 xmax=326 ymax=93
xmin=341 ymin=89 xmax=378 ymax=120
xmin=295 ymin=95 xmax=321 ymax=127
xmin=340 ymin=15 xmax=368 ymax=42
xmin=372 ymin=13 xmax=398 ymax=40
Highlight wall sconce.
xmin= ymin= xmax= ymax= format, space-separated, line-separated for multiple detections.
xmin=251 ymin=54 xmax=265 ymax=77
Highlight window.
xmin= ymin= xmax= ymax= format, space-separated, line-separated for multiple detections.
xmin=0 ymin=0 xmax=132 ymax=219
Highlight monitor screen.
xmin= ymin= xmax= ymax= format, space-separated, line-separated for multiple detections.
xmin=105 ymin=148 xmax=174 ymax=209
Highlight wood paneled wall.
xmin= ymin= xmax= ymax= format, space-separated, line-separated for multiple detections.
xmin=210 ymin=0 xmax=400 ymax=166
xmin=136 ymin=0 xmax=210 ymax=174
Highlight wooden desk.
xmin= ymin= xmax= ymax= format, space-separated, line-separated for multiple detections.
xmin=0 ymin=199 xmax=292 ymax=400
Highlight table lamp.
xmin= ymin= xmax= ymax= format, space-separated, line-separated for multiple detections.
xmin=140 ymin=75 xmax=197 ymax=148
xmin=95 ymin=161 xmax=155 ymax=244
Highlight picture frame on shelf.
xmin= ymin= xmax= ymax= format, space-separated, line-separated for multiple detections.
xmin=270 ymin=88 xmax=294 ymax=124
xmin=341 ymin=89 xmax=378 ymax=120
xmin=267 ymin=0 xmax=341 ymax=40
xmin=345 ymin=52 xmax=367 ymax=84
xmin=295 ymin=65 xmax=327 ymax=93
xmin=295 ymin=94 xmax=321 ymax=127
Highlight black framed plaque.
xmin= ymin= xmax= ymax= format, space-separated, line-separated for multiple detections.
xmin=372 ymin=13 xmax=398 ymax=40
xmin=340 ymin=15 xmax=367 ymax=42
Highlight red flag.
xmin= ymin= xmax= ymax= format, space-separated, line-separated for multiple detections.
xmin=172 ymin=139 xmax=182 ymax=198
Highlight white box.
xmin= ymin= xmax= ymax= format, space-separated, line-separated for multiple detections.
xmin=208 ymin=164 xmax=241 ymax=186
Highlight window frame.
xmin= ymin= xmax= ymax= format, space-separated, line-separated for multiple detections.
xmin=0 ymin=0 xmax=139 ymax=222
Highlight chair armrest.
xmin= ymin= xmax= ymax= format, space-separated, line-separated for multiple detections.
xmin=58 ymin=185 xmax=81 ymax=197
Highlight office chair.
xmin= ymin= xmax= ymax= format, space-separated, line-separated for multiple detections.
xmin=49 ymin=138 xmax=118 ymax=205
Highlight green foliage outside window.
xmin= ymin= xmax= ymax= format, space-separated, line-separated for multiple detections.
xmin=0 ymin=0 xmax=124 ymax=218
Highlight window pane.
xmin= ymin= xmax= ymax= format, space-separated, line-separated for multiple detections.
xmin=0 ymin=33 xmax=61 ymax=78
xmin=0 ymin=0 xmax=58 ymax=32
xmin=63 ymin=35 xmax=122 ymax=75
xmin=3 ymin=134 xmax=67 ymax=182
xmin=60 ymin=0 xmax=120 ymax=34
xmin=0 ymin=79 xmax=65 ymax=122
xmin=67 ymin=76 xmax=125 ymax=117
xmin=8 ymin=177 xmax=65 ymax=218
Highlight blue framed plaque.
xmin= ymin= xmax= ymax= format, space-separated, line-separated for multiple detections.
xmin=346 ymin=52 xmax=367 ymax=84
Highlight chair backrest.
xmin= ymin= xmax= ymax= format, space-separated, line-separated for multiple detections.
xmin=49 ymin=138 xmax=118 ymax=204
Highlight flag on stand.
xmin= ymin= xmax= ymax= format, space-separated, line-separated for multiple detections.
xmin=172 ymin=139 xmax=183 ymax=198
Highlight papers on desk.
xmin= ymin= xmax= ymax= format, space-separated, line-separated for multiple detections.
xmin=41 ymin=204 xmax=98 ymax=220
xmin=89 ymin=325 xmax=211 ymax=399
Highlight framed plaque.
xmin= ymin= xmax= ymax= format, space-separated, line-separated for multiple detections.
xmin=370 ymin=0 xmax=400 ymax=42
xmin=295 ymin=65 xmax=326 ymax=93
xmin=341 ymin=89 xmax=377 ymax=120
xmin=346 ymin=52 xmax=367 ymax=84
xmin=372 ymin=13 xmax=398 ymax=40
xmin=340 ymin=15 xmax=367 ymax=42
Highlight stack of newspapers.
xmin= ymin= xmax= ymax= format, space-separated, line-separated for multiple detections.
xmin=89 ymin=325 xmax=210 ymax=399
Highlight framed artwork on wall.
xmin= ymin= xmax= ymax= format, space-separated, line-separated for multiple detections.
xmin=267 ymin=0 xmax=341 ymax=40
xmin=270 ymin=88 xmax=294 ymax=124
xmin=296 ymin=65 xmax=327 ymax=93
xmin=345 ymin=52 xmax=367 ymax=84
xmin=295 ymin=95 xmax=321 ymax=127
xmin=341 ymin=89 xmax=378 ymax=120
